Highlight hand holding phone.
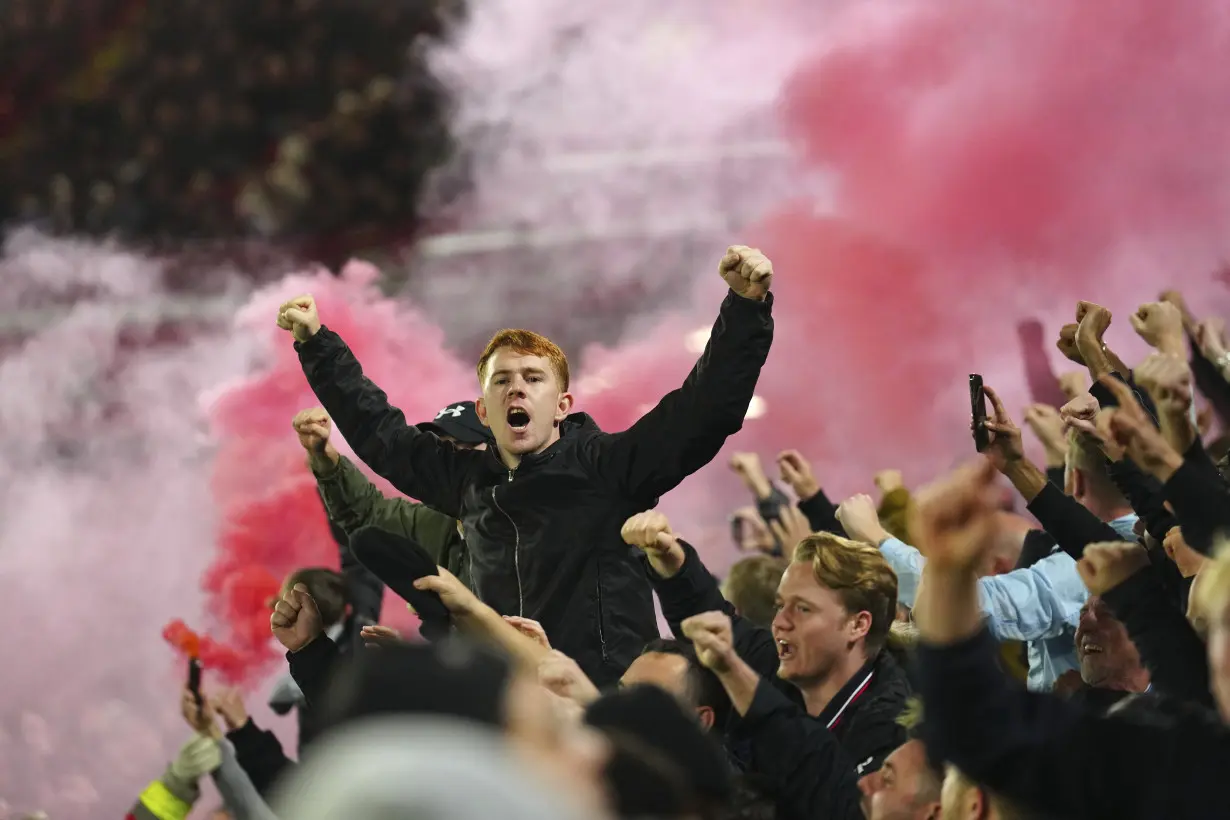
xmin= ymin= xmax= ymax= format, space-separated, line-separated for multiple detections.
xmin=187 ymin=657 xmax=203 ymax=713
xmin=970 ymin=375 xmax=990 ymax=453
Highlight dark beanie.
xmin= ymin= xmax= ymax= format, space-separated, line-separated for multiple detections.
xmin=320 ymin=639 xmax=511 ymax=731
xmin=585 ymin=684 xmax=733 ymax=805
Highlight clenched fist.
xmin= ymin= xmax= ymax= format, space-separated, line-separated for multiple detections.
xmin=719 ymin=246 xmax=773 ymax=301
xmin=1130 ymin=302 xmax=1184 ymax=356
xmin=276 ymin=294 xmax=321 ymax=342
xmin=621 ymin=510 xmax=679 ymax=555
xmin=292 ymin=408 xmax=332 ymax=454
xmin=680 ymin=611 xmax=736 ymax=674
xmin=270 ymin=583 xmax=324 ymax=653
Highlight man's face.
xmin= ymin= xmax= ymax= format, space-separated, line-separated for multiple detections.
xmin=772 ymin=562 xmax=857 ymax=685
xmin=1075 ymin=596 xmax=1141 ymax=687
xmin=476 ymin=349 xmax=572 ymax=457
xmin=858 ymin=740 xmax=940 ymax=820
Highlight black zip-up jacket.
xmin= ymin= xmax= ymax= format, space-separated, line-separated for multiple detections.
xmin=296 ymin=290 xmax=774 ymax=684
xmin=920 ymin=627 xmax=1230 ymax=820
xmin=651 ymin=539 xmax=911 ymax=775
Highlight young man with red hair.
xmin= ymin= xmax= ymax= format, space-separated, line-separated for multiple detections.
xmin=277 ymin=246 xmax=776 ymax=683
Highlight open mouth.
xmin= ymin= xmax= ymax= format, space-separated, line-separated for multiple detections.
xmin=506 ymin=407 xmax=531 ymax=432
xmin=776 ymin=639 xmax=794 ymax=660
xmin=1080 ymin=640 xmax=1103 ymax=655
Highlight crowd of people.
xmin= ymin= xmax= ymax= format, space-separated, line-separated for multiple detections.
xmin=107 ymin=246 xmax=1230 ymax=820
xmin=1 ymin=0 xmax=457 ymax=244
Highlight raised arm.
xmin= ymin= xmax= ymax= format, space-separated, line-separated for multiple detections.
xmin=583 ymin=247 xmax=775 ymax=502
xmin=278 ymin=294 xmax=473 ymax=515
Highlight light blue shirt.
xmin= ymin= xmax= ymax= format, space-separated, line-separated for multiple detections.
xmin=881 ymin=514 xmax=1137 ymax=692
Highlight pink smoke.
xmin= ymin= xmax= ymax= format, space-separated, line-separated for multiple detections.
xmin=198 ymin=261 xmax=475 ymax=683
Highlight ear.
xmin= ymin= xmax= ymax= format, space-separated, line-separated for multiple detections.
xmin=971 ymin=786 xmax=989 ymax=820
xmin=475 ymin=397 xmax=491 ymax=428
xmin=1071 ymin=467 xmax=1087 ymax=499
xmin=922 ymin=801 xmax=943 ymax=820
xmin=848 ymin=610 xmax=873 ymax=644
xmin=555 ymin=391 xmax=574 ymax=422
xmin=696 ymin=705 xmax=715 ymax=731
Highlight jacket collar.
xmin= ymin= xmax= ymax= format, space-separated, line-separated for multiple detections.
xmin=817 ymin=653 xmax=882 ymax=730
xmin=483 ymin=413 xmax=602 ymax=473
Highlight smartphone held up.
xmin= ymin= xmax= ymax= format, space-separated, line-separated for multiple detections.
xmin=970 ymin=374 xmax=990 ymax=453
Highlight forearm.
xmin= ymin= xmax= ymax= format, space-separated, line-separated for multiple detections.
xmin=914 ymin=565 xmax=983 ymax=645
xmin=716 ymin=655 xmax=762 ymax=716
xmin=457 ymin=605 xmax=551 ymax=670
xmin=213 ymin=741 xmax=279 ymax=820
xmin=1001 ymin=457 xmax=1048 ymax=503
xmin=1026 ymin=481 xmax=1123 ymax=560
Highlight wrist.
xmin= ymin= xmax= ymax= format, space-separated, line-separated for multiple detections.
xmin=309 ymin=447 xmax=340 ymax=475
xmin=648 ymin=541 xmax=686 ymax=579
xmin=1158 ymin=335 xmax=1186 ymax=358
xmin=794 ymin=481 xmax=821 ymax=501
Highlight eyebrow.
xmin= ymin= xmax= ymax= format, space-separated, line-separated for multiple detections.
xmin=490 ymin=366 xmax=547 ymax=378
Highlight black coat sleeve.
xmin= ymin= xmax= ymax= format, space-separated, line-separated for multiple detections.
xmin=1163 ymin=439 xmax=1230 ymax=556
xmin=582 ymin=291 xmax=773 ymax=503
xmin=919 ymin=627 xmax=1230 ymax=820
xmin=729 ymin=680 xmax=864 ymax=820
xmin=226 ymin=718 xmax=294 ymax=797
xmin=1106 ymin=459 xmax=1177 ymax=542
xmin=1188 ymin=334 xmax=1230 ymax=427
xmin=295 ymin=327 xmax=474 ymax=516
xmin=1025 ymin=481 xmax=1123 ymax=561
xmin=647 ymin=540 xmax=782 ymax=683
xmin=286 ymin=635 xmax=342 ymax=710
xmin=324 ymin=495 xmax=384 ymax=629
xmin=1102 ymin=567 xmax=1213 ymax=709
xmin=796 ymin=489 xmax=847 ymax=537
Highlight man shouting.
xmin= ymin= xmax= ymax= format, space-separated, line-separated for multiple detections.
xmin=277 ymin=246 xmax=775 ymax=684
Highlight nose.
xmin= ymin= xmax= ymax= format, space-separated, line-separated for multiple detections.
xmin=772 ymin=610 xmax=791 ymax=633
xmin=858 ymin=771 xmax=881 ymax=797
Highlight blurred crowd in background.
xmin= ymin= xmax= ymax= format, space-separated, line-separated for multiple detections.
xmin=0 ymin=0 xmax=459 ymax=249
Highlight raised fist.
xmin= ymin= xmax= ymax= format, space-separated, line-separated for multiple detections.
xmin=292 ymin=408 xmax=332 ymax=454
xmin=719 ymin=245 xmax=773 ymax=301
xmin=1077 ymin=542 xmax=1150 ymax=596
xmin=270 ymin=583 xmax=324 ymax=653
xmin=620 ymin=510 xmax=678 ymax=555
xmin=777 ymin=450 xmax=820 ymax=500
xmin=276 ymin=294 xmax=321 ymax=342
xmin=1129 ymin=302 xmax=1184 ymax=354
xmin=1074 ymin=301 xmax=1112 ymax=357
xmin=680 ymin=612 xmax=736 ymax=674
xmin=836 ymin=494 xmax=889 ymax=546
xmin=1134 ymin=352 xmax=1193 ymax=416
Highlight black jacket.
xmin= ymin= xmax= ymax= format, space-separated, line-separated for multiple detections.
xmin=651 ymin=539 xmax=911 ymax=775
xmin=296 ymin=290 xmax=774 ymax=684
xmin=920 ymin=627 xmax=1230 ymax=820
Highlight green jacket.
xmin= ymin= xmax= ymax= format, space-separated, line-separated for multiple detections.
xmin=314 ymin=455 xmax=472 ymax=589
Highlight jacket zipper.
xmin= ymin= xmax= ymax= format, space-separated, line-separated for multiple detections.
xmin=594 ymin=556 xmax=609 ymax=662
xmin=490 ymin=470 xmax=523 ymax=616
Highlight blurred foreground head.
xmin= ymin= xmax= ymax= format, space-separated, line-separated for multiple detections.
xmin=275 ymin=717 xmax=599 ymax=820
xmin=318 ymin=639 xmax=610 ymax=816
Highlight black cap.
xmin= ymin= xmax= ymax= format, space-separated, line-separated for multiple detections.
xmin=417 ymin=401 xmax=489 ymax=445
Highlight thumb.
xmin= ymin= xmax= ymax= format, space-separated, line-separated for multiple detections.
xmin=414 ymin=575 xmax=445 ymax=593
xmin=293 ymin=584 xmax=320 ymax=617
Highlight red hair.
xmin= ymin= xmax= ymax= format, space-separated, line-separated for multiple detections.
xmin=477 ymin=329 xmax=570 ymax=389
